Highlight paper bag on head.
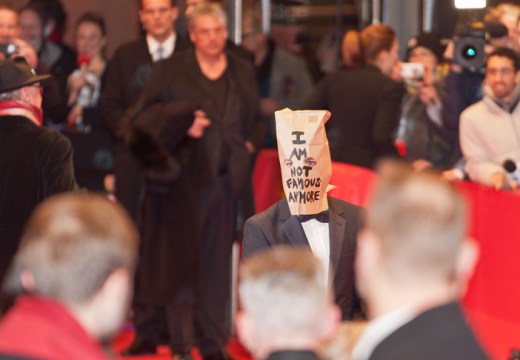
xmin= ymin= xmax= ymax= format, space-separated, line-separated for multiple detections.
xmin=275 ymin=108 xmax=332 ymax=216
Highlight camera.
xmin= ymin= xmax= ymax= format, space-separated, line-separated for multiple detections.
xmin=0 ymin=43 xmax=17 ymax=58
xmin=453 ymin=23 xmax=486 ymax=71
xmin=453 ymin=21 xmax=508 ymax=71
xmin=401 ymin=62 xmax=424 ymax=86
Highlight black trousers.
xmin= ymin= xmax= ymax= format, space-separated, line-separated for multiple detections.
xmin=196 ymin=175 xmax=237 ymax=357
xmin=132 ymin=288 xmax=195 ymax=355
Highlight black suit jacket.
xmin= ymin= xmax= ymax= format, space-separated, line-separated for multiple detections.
xmin=242 ymin=197 xmax=365 ymax=319
xmin=266 ymin=350 xmax=321 ymax=360
xmin=304 ymin=65 xmax=404 ymax=169
xmin=136 ymin=48 xmax=264 ymax=196
xmin=369 ymin=302 xmax=489 ymax=360
xmin=0 ymin=116 xmax=77 ymax=283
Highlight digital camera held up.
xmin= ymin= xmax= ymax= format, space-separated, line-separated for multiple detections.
xmin=0 ymin=43 xmax=18 ymax=58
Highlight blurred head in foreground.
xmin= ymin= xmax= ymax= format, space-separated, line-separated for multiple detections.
xmin=4 ymin=193 xmax=139 ymax=341
xmin=237 ymin=246 xmax=340 ymax=360
xmin=356 ymin=161 xmax=479 ymax=318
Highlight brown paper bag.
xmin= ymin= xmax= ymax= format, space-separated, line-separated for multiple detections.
xmin=275 ymin=108 xmax=331 ymax=216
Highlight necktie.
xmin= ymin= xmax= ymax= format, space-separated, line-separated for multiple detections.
xmin=298 ymin=210 xmax=329 ymax=223
xmin=156 ymin=46 xmax=164 ymax=61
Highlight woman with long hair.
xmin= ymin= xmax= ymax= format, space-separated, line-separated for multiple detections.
xmin=305 ymin=24 xmax=404 ymax=169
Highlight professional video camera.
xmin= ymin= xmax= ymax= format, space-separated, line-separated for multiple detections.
xmin=453 ymin=21 xmax=508 ymax=71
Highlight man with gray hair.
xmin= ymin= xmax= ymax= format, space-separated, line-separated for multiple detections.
xmin=352 ymin=162 xmax=488 ymax=360
xmin=0 ymin=193 xmax=139 ymax=360
xmin=0 ymin=56 xmax=77 ymax=289
xmin=237 ymin=246 xmax=340 ymax=360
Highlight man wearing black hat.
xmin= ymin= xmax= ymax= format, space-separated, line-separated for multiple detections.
xmin=0 ymin=57 xmax=77 ymax=288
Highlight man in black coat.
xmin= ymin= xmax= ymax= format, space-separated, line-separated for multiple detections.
xmin=124 ymin=99 xmax=204 ymax=358
xmin=133 ymin=3 xmax=264 ymax=358
xmin=99 ymin=0 xmax=191 ymax=355
xmin=352 ymin=163 xmax=489 ymax=360
xmin=242 ymin=109 xmax=364 ymax=320
xmin=100 ymin=0 xmax=190 ymax=220
xmin=0 ymin=57 xmax=77 ymax=288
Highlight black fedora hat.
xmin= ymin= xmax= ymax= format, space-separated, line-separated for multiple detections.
xmin=0 ymin=57 xmax=51 ymax=94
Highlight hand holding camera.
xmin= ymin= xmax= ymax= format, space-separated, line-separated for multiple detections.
xmin=401 ymin=61 xmax=439 ymax=106
xmin=0 ymin=42 xmax=17 ymax=58
xmin=0 ymin=39 xmax=38 ymax=68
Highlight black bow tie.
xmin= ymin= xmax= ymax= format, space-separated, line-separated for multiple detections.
xmin=297 ymin=210 xmax=329 ymax=223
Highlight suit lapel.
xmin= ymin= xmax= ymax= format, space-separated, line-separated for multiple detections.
xmin=279 ymin=200 xmax=309 ymax=247
xmin=328 ymin=198 xmax=346 ymax=278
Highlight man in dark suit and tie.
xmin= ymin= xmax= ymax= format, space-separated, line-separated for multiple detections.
xmin=242 ymin=109 xmax=365 ymax=320
xmin=351 ymin=163 xmax=488 ymax=360
xmin=100 ymin=0 xmax=190 ymax=355
xmin=100 ymin=0 xmax=190 ymax=220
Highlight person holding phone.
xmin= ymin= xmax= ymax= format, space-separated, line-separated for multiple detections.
xmin=396 ymin=33 xmax=455 ymax=170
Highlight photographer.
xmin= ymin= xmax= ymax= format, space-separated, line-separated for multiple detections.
xmin=0 ymin=1 xmax=62 ymax=126
xmin=442 ymin=5 xmax=516 ymax=170
xmin=397 ymin=33 xmax=454 ymax=170
xmin=0 ymin=3 xmax=37 ymax=67
xmin=19 ymin=2 xmax=76 ymax=125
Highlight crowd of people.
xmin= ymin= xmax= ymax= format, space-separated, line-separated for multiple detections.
xmin=1 ymin=0 xmax=519 ymax=359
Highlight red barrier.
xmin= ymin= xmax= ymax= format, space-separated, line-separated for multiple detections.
xmin=455 ymin=181 xmax=520 ymax=359
xmin=252 ymin=149 xmax=282 ymax=213
xmin=328 ymin=161 xmax=376 ymax=207
xmin=251 ymin=149 xmax=520 ymax=359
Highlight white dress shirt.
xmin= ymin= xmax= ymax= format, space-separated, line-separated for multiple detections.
xmin=146 ymin=33 xmax=176 ymax=62
xmin=351 ymin=307 xmax=415 ymax=360
xmin=301 ymin=218 xmax=330 ymax=285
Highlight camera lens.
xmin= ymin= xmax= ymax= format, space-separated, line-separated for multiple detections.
xmin=463 ymin=46 xmax=477 ymax=59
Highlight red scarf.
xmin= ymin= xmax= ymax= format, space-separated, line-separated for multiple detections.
xmin=0 ymin=100 xmax=43 ymax=125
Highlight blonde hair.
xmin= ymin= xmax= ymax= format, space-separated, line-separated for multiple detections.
xmin=368 ymin=162 xmax=467 ymax=281
xmin=239 ymin=247 xmax=333 ymax=347
xmin=485 ymin=3 xmax=520 ymax=23
xmin=187 ymin=2 xmax=227 ymax=30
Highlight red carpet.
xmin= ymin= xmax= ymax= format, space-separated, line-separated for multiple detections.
xmin=111 ymin=323 xmax=252 ymax=360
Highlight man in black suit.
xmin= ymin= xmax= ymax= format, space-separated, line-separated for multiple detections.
xmin=100 ymin=0 xmax=189 ymax=220
xmin=0 ymin=57 xmax=77 ymax=290
xmin=352 ymin=162 xmax=489 ymax=360
xmin=135 ymin=3 xmax=264 ymax=358
xmin=237 ymin=247 xmax=340 ymax=360
xmin=243 ymin=109 xmax=365 ymax=320
xmin=100 ymin=0 xmax=190 ymax=355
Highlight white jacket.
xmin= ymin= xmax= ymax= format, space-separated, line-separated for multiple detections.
xmin=460 ymin=88 xmax=520 ymax=186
